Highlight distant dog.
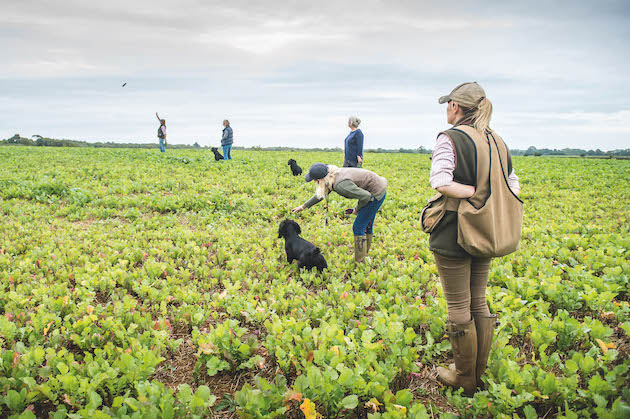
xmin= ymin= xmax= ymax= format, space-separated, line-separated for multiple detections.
xmin=211 ymin=147 xmax=224 ymax=161
xmin=278 ymin=219 xmax=327 ymax=272
xmin=287 ymin=159 xmax=303 ymax=176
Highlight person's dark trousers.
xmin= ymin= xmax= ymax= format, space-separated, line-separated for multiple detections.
xmin=159 ymin=138 xmax=166 ymax=152
xmin=343 ymin=159 xmax=362 ymax=168
xmin=352 ymin=192 xmax=386 ymax=236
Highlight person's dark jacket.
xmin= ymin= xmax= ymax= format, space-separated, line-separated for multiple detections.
xmin=344 ymin=129 xmax=363 ymax=165
xmin=221 ymin=126 xmax=233 ymax=146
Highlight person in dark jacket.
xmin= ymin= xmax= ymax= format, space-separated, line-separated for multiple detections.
xmin=343 ymin=116 xmax=364 ymax=167
xmin=221 ymin=120 xmax=233 ymax=160
xmin=292 ymin=163 xmax=387 ymax=263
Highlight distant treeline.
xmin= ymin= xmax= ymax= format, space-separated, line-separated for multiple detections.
xmin=1 ymin=135 xmax=205 ymax=149
xmin=2 ymin=134 xmax=629 ymax=156
xmin=511 ymin=146 xmax=630 ymax=157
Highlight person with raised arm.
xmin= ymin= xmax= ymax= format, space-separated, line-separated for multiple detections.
xmin=156 ymin=112 xmax=167 ymax=152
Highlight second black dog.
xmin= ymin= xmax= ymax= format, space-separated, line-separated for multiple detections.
xmin=211 ymin=147 xmax=224 ymax=161
xmin=287 ymin=159 xmax=302 ymax=176
xmin=278 ymin=219 xmax=327 ymax=272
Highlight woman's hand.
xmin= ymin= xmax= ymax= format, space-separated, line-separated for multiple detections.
xmin=357 ymin=156 xmax=363 ymax=165
xmin=352 ymin=209 xmax=358 ymax=215
xmin=291 ymin=205 xmax=304 ymax=214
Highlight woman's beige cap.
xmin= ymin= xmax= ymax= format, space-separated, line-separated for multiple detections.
xmin=438 ymin=82 xmax=486 ymax=107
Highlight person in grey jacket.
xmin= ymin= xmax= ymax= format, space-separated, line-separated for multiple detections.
xmin=221 ymin=120 xmax=233 ymax=160
xmin=292 ymin=163 xmax=387 ymax=263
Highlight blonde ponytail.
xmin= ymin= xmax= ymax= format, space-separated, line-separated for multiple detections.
xmin=473 ymin=97 xmax=493 ymax=133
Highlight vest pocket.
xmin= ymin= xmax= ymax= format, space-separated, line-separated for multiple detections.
xmin=421 ymin=193 xmax=448 ymax=233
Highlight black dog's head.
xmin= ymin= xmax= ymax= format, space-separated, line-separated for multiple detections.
xmin=288 ymin=159 xmax=296 ymax=166
xmin=211 ymin=147 xmax=219 ymax=153
xmin=278 ymin=219 xmax=301 ymax=238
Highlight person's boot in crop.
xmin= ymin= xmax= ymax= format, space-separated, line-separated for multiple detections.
xmin=354 ymin=235 xmax=367 ymax=262
xmin=474 ymin=314 xmax=497 ymax=389
xmin=446 ymin=314 xmax=498 ymax=390
xmin=437 ymin=318 xmax=477 ymax=395
xmin=366 ymin=234 xmax=373 ymax=254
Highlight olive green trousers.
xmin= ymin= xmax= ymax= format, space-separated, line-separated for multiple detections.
xmin=433 ymin=253 xmax=492 ymax=324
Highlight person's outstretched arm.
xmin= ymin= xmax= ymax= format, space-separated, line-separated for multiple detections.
xmin=292 ymin=194 xmax=323 ymax=213
xmin=156 ymin=112 xmax=161 ymax=122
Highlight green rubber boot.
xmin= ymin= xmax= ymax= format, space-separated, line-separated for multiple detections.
xmin=354 ymin=235 xmax=367 ymax=263
xmin=474 ymin=314 xmax=498 ymax=389
xmin=437 ymin=318 xmax=477 ymax=396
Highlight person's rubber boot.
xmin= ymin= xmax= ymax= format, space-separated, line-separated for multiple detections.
xmin=474 ymin=314 xmax=498 ymax=389
xmin=437 ymin=318 xmax=477 ymax=396
xmin=446 ymin=314 xmax=498 ymax=389
xmin=366 ymin=234 xmax=373 ymax=254
xmin=354 ymin=235 xmax=368 ymax=263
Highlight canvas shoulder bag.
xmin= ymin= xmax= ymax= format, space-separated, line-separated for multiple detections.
xmin=454 ymin=126 xmax=523 ymax=257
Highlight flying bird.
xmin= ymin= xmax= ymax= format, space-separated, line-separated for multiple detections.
xmin=122 ymin=82 xmax=127 ymax=87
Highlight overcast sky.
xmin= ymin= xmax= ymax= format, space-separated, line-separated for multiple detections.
xmin=1 ymin=0 xmax=629 ymax=150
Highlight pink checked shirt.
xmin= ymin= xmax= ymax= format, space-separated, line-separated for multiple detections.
xmin=430 ymin=133 xmax=520 ymax=194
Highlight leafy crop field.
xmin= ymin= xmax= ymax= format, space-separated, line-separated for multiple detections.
xmin=0 ymin=147 xmax=628 ymax=418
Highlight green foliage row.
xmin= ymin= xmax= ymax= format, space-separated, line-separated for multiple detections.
xmin=0 ymin=147 xmax=628 ymax=418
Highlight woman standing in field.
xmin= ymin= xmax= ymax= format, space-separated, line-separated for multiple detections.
xmin=156 ymin=112 xmax=167 ymax=152
xmin=422 ymin=82 xmax=521 ymax=394
xmin=292 ymin=163 xmax=386 ymax=263
xmin=343 ymin=116 xmax=364 ymax=167
xmin=221 ymin=120 xmax=233 ymax=160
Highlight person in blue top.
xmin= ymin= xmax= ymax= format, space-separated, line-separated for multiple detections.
xmin=221 ymin=120 xmax=233 ymax=160
xmin=343 ymin=116 xmax=364 ymax=167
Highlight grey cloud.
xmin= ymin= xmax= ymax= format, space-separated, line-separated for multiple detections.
xmin=1 ymin=0 xmax=629 ymax=150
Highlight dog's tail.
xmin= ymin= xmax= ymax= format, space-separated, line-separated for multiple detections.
xmin=300 ymin=247 xmax=322 ymax=263
xmin=311 ymin=247 xmax=327 ymax=271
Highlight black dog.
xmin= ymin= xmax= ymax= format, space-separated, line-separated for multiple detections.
xmin=287 ymin=159 xmax=302 ymax=176
xmin=211 ymin=147 xmax=224 ymax=161
xmin=278 ymin=219 xmax=327 ymax=272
